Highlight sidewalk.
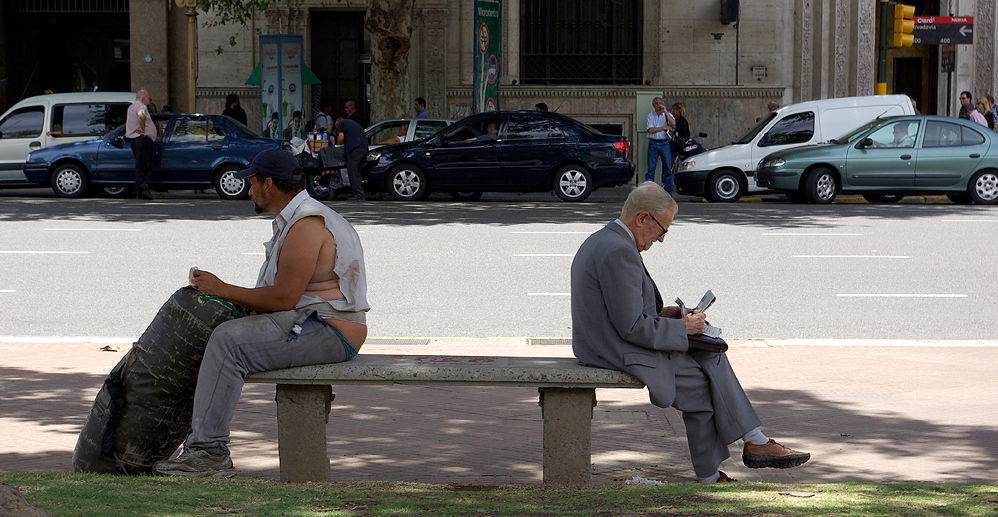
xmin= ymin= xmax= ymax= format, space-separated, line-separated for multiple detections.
xmin=2 ymin=338 xmax=995 ymax=485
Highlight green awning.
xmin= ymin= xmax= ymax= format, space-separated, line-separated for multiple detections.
xmin=244 ymin=62 xmax=321 ymax=85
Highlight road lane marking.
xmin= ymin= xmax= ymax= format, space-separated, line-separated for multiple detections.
xmin=793 ymin=255 xmax=909 ymax=259
xmin=0 ymin=251 xmax=90 ymax=254
xmin=836 ymin=293 xmax=967 ymax=298
xmin=0 ymin=290 xmax=14 ymax=293
xmin=763 ymin=232 xmax=863 ymax=236
xmin=44 ymin=228 xmax=140 ymax=232
xmin=514 ymin=254 xmax=574 ymax=257
xmin=528 ymin=293 xmax=570 ymax=296
xmin=939 ymin=219 xmax=998 ymax=223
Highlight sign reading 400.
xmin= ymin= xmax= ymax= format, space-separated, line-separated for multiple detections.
xmin=912 ymin=16 xmax=974 ymax=45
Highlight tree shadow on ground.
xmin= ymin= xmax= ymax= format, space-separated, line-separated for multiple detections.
xmin=3 ymin=187 xmax=992 ymax=228
xmin=3 ymin=365 xmax=995 ymax=484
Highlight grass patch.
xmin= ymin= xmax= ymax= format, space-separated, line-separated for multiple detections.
xmin=2 ymin=472 xmax=997 ymax=517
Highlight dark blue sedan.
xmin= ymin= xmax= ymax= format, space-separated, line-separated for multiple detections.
xmin=364 ymin=111 xmax=635 ymax=201
xmin=23 ymin=114 xmax=282 ymax=199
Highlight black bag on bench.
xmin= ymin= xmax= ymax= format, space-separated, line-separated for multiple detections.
xmin=72 ymin=286 xmax=245 ymax=474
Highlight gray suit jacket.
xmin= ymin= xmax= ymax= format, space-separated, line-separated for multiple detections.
xmin=571 ymin=222 xmax=688 ymax=407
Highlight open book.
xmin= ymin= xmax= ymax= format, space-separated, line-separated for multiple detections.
xmin=675 ymin=290 xmax=722 ymax=339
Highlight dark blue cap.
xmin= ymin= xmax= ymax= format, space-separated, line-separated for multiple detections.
xmin=234 ymin=148 xmax=301 ymax=181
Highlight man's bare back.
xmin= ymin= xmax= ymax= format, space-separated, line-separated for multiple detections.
xmin=293 ymin=216 xmax=367 ymax=347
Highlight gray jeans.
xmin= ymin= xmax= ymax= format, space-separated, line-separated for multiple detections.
xmin=184 ymin=308 xmax=353 ymax=454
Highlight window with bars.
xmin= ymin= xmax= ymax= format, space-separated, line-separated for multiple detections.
xmin=520 ymin=0 xmax=642 ymax=85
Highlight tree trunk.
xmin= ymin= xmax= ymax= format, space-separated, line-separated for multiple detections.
xmin=365 ymin=0 xmax=417 ymax=124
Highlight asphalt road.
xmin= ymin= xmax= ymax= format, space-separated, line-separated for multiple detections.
xmin=1 ymin=185 xmax=995 ymax=340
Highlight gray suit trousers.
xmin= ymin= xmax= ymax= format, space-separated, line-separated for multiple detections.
xmin=672 ymin=350 xmax=761 ymax=478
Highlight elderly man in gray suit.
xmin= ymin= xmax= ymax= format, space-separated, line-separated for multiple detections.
xmin=570 ymin=182 xmax=809 ymax=483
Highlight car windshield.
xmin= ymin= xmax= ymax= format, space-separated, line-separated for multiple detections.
xmin=735 ymin=112 xmax=777 ymax=144
xmin=831 ymin=119 xmax=887 ymax=144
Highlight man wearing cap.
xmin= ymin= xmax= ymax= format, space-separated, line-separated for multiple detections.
xmin=153 ymin=148 xmax=369 ymax=478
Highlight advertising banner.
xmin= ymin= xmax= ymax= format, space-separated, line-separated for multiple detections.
xmin=472 ymin=0 xmax=501 ymax=113
xmin=258 ymin=35 xmax=305 ymax=140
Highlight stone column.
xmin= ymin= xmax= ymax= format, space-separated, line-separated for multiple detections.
xmin=539 ymin=387 xmax=597 ymax=485
xmin=130 ymin=0 xmax=170 ymax=103
xmin=418 ymin=7 xmax=449 ymax=117
xmin=275 ymin=384 xmax=334 ymax=482
xmin=975 ymin=0 xmax=997 ymax=98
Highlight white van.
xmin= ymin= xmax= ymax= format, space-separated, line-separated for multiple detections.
xmin=674 ymin=95 xmax=917 ymax=202
xmin=0 ymin=92 xmax=135 ymax=183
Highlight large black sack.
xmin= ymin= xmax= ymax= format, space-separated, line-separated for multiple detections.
xmin=73 ymin=286 xmax=245 ymax=474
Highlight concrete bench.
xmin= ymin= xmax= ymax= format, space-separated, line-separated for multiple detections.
xmin=245 ymin=354 xmax=643 ymax=484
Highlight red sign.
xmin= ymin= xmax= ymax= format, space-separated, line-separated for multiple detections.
xmin=913 ymin=16 xmax=972 ymax=24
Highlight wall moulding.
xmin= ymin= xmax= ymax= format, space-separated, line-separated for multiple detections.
xmin=447 ymin=87 xmax=786 ymax=99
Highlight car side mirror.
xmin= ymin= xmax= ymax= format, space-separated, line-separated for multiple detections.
xmin=857 ymin=138 xmax=874 ymax=149
xmin=0 ymin=131 xmax=4 ymax=139
xmin=698 ymin=132 xmax=708 ymax=138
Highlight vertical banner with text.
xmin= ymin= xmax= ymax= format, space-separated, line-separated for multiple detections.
xmin=472 ymin=0 xmax=501 ymax=113
xmin=259 ymin=35 xmax=304 ymax=140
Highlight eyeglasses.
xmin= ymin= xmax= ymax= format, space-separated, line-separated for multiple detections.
xmin=648 ymin=213 xmax=668 ymax=237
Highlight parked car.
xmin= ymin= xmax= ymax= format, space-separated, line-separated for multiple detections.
xmin=365 ymin=117 xmax=455 ymax=149
xmin=755 ymin=115 xmax=998 ymax=204
xmin=23 ymin=113 xmax=282 ymax=199
xmin=0 ymin=92 xmax=135 ymax=183
xmin=674 ymin=95 xmax=917 ymax=202
xmin=364 ymin=111 xmax=634 ymax=201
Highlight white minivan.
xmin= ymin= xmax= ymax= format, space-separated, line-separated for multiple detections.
xmin=674 ymin=95 xmax=917 ymax=202
xmin=0 ymin=92 xmax=135 ymax=183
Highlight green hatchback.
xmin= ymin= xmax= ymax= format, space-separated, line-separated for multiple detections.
xmin=755 ymin=115 xmax=998 ymax=204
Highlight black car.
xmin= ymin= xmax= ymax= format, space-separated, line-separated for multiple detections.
xmin=364 ymin=111 xmax=635 ymax=201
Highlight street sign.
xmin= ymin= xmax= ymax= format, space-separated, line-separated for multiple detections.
xmin=912 ymin=16 xmax=973 ymax=45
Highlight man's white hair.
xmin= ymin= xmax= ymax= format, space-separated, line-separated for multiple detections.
xmin=135 ymin=89 xmax=148 ymax=100
xmin=621 ymin=181 xmax=678 ymax=219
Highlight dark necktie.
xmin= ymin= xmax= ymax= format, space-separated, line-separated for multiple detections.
xmin=642 ymin=261 xmax=664 ymax=314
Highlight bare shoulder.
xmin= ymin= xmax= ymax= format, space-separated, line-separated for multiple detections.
xmin=285 ymin=215 xmax=331 ymax=245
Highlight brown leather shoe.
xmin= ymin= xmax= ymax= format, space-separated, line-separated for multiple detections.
xmin=742 ymin=439 xmax=810 ymax=469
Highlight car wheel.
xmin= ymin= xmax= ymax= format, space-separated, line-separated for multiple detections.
xmin=100 ymin=186 xmax=131 ymax=198
xmin=704 ymin=170 xmax=744 ymax=202
xmin=784 ymin=191 xmax=808 ymax=204
xmin=388 ymin=165 xmax=429 ymax=201
xmin=553 ymin=165 xmax=593 ymax=202
xmin=451 ymin=191 xmax=483 ymax=201
xmin=862 ymin=193 xmax=904 ymax=203
xmin=968 ymin=170 xmax=998 ymax=205
xmin=804 ymin=167 xmax=837 ymax=204
xmin=947 ymin=193 xmax=972 ymax=204
xmin=50 ymin=164 xmax=90 ymax=198
xmin=213 ymin=166 xmax=250 ymax=200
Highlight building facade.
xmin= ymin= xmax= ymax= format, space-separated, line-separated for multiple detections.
xmin=2 ymin=0 xmax=995 ymax=152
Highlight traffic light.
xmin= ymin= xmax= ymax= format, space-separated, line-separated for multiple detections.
xmin=893 ymin=3 xmax=915 ymax=47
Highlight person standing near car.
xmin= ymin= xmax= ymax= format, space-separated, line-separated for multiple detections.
xmin=344 ymin=100 xmax=365 ymax=127
xmin=670 ymin=102 xmax=691 ymax=157
xmin=125 ymin=89 xmax=157 ymax=200
xmin=646 ymin=97 xmax=676 ymax=192
xmin=335 ymin=118 xmax=369 ymax=201
xmin=222 ymin=93 xmax=248 ymax=126
xmin=415 ymin=97 xmax=429 ymax=118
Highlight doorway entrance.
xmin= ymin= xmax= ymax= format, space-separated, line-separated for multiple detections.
xmin=310 ymin=11 xmax=369 ymax=126
xmin=0 ymin=2 xmax=130 ymax=110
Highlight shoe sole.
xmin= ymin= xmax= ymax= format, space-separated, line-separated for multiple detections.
xmin=742 ymin=452 xmax=810 ymax=469
xmin=154 ymin=468 xmax=238 ymax=479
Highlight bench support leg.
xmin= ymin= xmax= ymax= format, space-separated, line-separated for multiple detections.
xmin=539 ymin=387 xmax=596 ymax=484
xmin=275 ymin=384 xmax=333 ymax=482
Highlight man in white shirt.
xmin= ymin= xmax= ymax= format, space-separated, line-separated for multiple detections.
xmin=153 ymin=148 xmax=369 ymax=478
xmin=125 ymin=89 xmax=157 ymax=199
xmin=646 ymin=97 xmax=677 ymax=193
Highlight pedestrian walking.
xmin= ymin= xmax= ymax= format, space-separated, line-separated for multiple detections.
xmin=125 ymin=89 xmax=157 ymax=200
xmin=335 ymin=118 xmax=369 ymax=201
xmin=222 ymin=93 xmax=248 ymax=126
xmin=645 ymin=97 xmax=676 ymax=192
